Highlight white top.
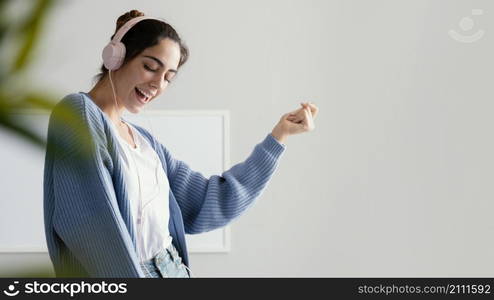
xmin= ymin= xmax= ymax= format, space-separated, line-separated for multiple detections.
xmin=108 ymin=119 xmax=173 ymax=263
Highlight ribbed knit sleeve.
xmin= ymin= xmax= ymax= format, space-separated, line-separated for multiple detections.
xmin=47 ymin=97 xmax=144 ymax=277
xmin=161 ymin=133 xmax=286 ymax=234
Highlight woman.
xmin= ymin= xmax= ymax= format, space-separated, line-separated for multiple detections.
xmin=43 ymin=10 xmax=319 ymax=278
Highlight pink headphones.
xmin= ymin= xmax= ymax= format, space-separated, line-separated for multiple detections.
xmin=102 ymin=16 xmax=164 ymax=71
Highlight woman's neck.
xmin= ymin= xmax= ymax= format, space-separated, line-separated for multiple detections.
xmin=88 ymin=75 xmax=125 ymax=126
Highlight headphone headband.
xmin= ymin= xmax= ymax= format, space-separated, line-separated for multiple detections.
xmin=112 ymin=16 xmax=164 ymax=43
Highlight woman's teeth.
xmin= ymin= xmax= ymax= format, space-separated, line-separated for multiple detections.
xmin=135 ymin=88 xmax=149 ymax=103
xmin=137 ymin=87 xmax=152 ymax=98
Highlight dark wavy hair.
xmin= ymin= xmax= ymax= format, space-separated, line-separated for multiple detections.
xmin=93 ymin=10 xmax=189 ymax=84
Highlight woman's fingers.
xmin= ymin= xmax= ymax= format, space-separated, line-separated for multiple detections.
xmin=305 ymin=102 xmax=318 ymax=119
xmin=302 ymin=103 xmax=313 ymax=124
xmin=301 ymin=107 xmax=311 ymax=130
xmin=303 ymin=103 xmax=312 ymax=117
xmin=286 ymin=101 xmax=318 ymax=124
xmin=303 ymin=103 xmax=316 ymax=130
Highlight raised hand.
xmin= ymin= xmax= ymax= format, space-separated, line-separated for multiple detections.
xmin=271 ymin=102 xmax=319 ymax=143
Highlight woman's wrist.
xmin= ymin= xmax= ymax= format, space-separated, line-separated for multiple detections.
xmin=271 ymin=127 xmax=287 ymax=144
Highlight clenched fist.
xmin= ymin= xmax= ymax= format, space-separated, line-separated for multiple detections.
xmin=271 ymin=102 xmax=319 ymax=144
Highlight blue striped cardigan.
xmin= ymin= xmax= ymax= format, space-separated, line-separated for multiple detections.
xmin=43 ymin=92 xmax=286 ymax=277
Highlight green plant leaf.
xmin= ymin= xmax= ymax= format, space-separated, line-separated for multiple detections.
xmin=12 ymin=0 xmax=56 ymax=73
xmin=0 ymin=113 xmax=46 ymax=148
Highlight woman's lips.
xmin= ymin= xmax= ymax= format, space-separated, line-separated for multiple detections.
xmin=134 ymin=88 xmax=150 ymax=104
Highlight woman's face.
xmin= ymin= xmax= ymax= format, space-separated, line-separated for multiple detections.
xmin=113 ymin=37 xmax=181 ymax=113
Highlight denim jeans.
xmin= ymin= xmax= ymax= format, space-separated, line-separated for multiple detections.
xmin=139 ymin=243 xmax=191 ymax=278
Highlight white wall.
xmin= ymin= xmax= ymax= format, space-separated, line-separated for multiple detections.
xmin=1 ymin=0 xmax=494 ymax=277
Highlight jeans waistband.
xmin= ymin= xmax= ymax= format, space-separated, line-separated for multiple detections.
xmin=139 ymin=242 xmax=178 ymax=268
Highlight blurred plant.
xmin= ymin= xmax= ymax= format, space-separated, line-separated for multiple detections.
xmin=0 ymin=0 xmax=88 ymax=278
xmin=0 ymin=0 xmax=59 ymax=148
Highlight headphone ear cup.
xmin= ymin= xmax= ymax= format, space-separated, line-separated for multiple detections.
xmin=102 ymin=41 xmax=126 ymax=70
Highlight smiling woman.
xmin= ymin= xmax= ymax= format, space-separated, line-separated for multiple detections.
xmin=43 ymin=8 xmax=317 ymax=279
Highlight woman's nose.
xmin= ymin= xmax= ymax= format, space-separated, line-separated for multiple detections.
xmin=148 ymin=78 xmax=160 ymax=90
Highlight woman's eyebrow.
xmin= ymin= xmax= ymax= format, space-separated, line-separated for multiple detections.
xmin=143 ymin=55 xmax=177 ymax=73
